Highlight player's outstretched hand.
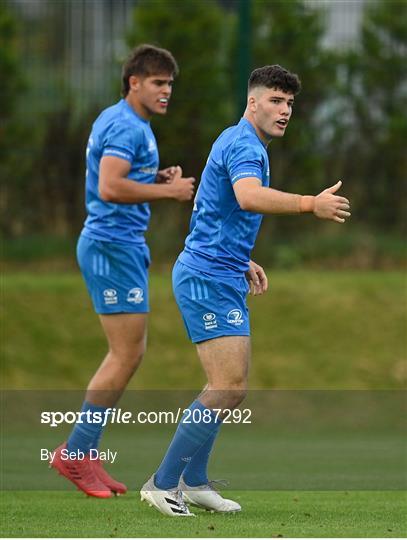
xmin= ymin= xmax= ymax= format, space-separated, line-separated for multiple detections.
xmin=169 ymin=166 xmax=195 ymax=201
xmin=156 ymin=166 xmax=177 ymax=184
xmin=246 ymin=260 xmax=268 ymax=296
xmin=314 ymin=181 xmax=351 ymax=223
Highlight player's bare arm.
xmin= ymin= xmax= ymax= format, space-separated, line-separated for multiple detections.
xmin=246 ymin=260 xmax=268 ymax=296
xmin=233 ymin=178 xmax=350 ymax=223
xmin=99 ymin=157 xmax=195 ymax=203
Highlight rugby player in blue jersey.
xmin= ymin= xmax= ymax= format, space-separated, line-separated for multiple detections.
xmin=50 ymin=45 xmax=195 ymax=499
xmin=141 ymin=65 xmax=351 ymax=516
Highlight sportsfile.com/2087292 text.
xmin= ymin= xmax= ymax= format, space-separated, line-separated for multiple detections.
xmin=40 ymin=407 xmax=252 ymax=427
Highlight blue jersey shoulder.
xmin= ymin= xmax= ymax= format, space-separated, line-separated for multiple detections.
xmin=90 ymin=100 xmax=147 ymax=163
xmin=82 ymin=100 xmax=159 ymax=244
xmin=212 ymin=119 xmax=269 ymax=185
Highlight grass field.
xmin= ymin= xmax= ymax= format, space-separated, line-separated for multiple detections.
xmin=1 ymin=270 xmax=406 ymax=537
xmin=2 ymin=490 xmax=406 ymax=537
xmin=2 ymin=270 xmax=406 ymax=389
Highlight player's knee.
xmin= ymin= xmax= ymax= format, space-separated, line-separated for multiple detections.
xmin=127 ymin=350 xmax=144 ymax=374
xmin=207 ymin=377 xmax=248 ymax=408
xmin=110 ymin=342 xmax=145 ymax=372
xmin=126 ymin=345 xmax=145 ymax=371
xmin=226 ymin=387 xmax=248 ymax=409
xmin=134 ymin=339 xmax=147 ymax=361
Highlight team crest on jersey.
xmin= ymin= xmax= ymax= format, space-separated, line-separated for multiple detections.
xmin=147 ymin=139 xmax=156 ymax=153
xmin=227 ymin=309 xmax=244 ymax=325
xmin=103 ymin=289 xmax=118 ymax=305
xmin=127 ymin=287 xmax=144 ymax=304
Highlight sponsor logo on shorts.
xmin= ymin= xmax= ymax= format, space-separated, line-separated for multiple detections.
xmin=127 ymin=287 xmax=144 ymax=304
xmin=227 ymin=309 xmax=244 ymax=325
xmin=203 ymin=312 xmax=217 ymax=330
xmin=103 ymin=289 xmax=118 ymax=305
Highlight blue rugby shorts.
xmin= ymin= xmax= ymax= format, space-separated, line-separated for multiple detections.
xmin=77 ymin=234 xmax=150 ymax=314
xmin=172 ymin=259 xmax=250 ymax=343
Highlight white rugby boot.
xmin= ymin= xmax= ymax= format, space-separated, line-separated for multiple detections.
xmin=140 ymin=475 xmax=195 ymax=517
xmin=179 ymin=477 xmax=241 ymax=513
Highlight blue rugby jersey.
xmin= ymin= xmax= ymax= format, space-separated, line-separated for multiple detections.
xmin=82 ymin=99 xmax=159 ymax=244
xmin=179 ymin=118 xmax=270 ymax=276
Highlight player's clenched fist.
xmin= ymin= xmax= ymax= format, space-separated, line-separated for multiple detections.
xmin=246 ymin=260 xmax=268 ymax=296
xmin=168 ymin=165 xmax=195 ymax=201
xmin=313 ymin=181 xmax=351 ymax=223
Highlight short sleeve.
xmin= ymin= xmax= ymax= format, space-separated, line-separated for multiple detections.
xmin=102 ymin=122 xmax=142 ymax=163
xmin=226 ymin=140 xmax=264 ymax=185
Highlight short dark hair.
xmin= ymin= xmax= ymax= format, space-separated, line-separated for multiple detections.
xmin=121 ymin=44 xmax=179 ymax=96
xmin=248 ymin=65 xmax=301 ymax=95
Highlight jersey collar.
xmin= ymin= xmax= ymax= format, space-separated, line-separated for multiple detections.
xmin=239 ymin=117 xmax=269 ymax=148
xmin=121 ymin=99 xmax=150 ymax=124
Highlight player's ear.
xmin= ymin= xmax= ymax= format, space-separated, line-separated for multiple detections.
xmin=248 ymin=95 xmax=257 ymax=113
xmin=129 ymin=75 xmax=141 ymax=92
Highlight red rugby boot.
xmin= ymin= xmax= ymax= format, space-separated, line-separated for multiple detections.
xmin=92 ymin=458 xmax=127 ymax=494
xmin=50 ymin=443 xmax=112 ymax=498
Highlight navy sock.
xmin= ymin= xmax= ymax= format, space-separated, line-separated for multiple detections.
xmin=154 ymin=400 xmax=222 ymax=490
xmin=66 ymin=400 xmax=108 ymax=454
xmin=182 ymin=428 xmax=219 ymax=487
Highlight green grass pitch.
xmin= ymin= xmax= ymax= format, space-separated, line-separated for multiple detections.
xmin=3 ymin=271 xmax=406 ymax=390
xmin=2 ymin=270 xmax=406 ymax=537
xmin=2 ymin=490 xmax=406 ymax=537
